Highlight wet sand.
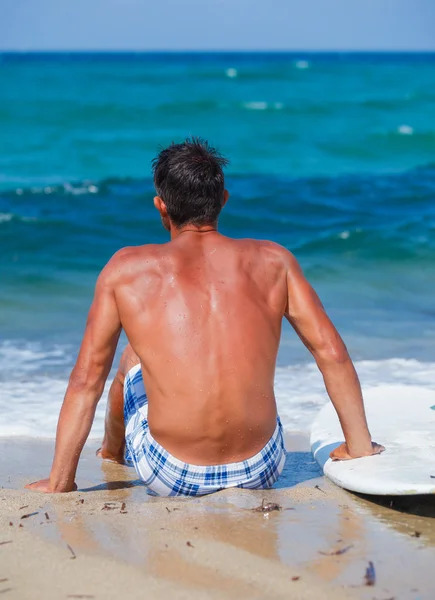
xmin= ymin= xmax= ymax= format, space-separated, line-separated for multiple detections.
xmin=0 ymin=436 xmax=434 ymax=599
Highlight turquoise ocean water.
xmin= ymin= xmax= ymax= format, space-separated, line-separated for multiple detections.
xmin=0 ymin=52 xmax=434 ymax=437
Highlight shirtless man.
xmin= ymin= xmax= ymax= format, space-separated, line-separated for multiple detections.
xmin=26 ymin=138 xmax=384 ymax=496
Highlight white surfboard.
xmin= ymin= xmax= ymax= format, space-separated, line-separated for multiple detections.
xmin=310 ymin=385 xmax=435 ymax=496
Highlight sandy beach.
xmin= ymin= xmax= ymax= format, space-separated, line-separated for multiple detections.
xmin=1 ymin=435 xmax=434 ymax=600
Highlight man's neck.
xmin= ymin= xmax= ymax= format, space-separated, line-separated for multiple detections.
xmin=170 ymin=223 xmax=218 ymax=240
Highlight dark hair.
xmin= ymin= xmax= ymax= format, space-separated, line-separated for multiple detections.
xmin=152 ymin=137 xmax=229 ymax=227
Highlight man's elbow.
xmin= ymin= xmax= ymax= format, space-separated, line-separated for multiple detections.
xmin=314 ymin=339 xmax=350 ymax=367
xmin=68 ymin=367 xmax=106 ymax=400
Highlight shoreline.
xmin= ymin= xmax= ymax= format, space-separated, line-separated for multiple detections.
xmin=1 ymin=436 xmax=435 ymax=599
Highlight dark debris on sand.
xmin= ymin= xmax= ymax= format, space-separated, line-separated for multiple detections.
xmin=253 ymin=499 xmax=282 ymax=513
xmin=20 ymin=512 xmax=39 ymax=520
xmin=364 ymin=561 xmax=376 ymax=586
xmin=101 ymin=502 xmax=118 ymax=511
xmin=319 ymin=544 xmax=353 ymax=556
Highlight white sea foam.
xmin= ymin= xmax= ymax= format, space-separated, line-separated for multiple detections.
xmin=0 ymin=341 xmax=433 ymax=439
xmin=225 ymin=68 xmax=238 ymax=78
xmin=62 ymin=182 xmax=91 ymax=195
xmin=0 ymin=376 xmax=110 ymax=438
xmin=0 ymin=341 xmax=73 ymax=373
xmin=243 ymin=101 xmax=269 ymax=111
xmin=398 ymin=124 xmax=414 ymax=135
xmin=295 ymin=60 xmax=310 ymax=70
xmin=0 ymin=213 xmax=38 ymax=224
xmin=243 ymin=101 xmax=284 ymax=111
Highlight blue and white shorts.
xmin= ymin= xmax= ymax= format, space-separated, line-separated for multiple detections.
xmin=124 ymin=364 xmax=286 ymax=497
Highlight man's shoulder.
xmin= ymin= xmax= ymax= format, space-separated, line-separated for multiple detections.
xmin=111 ymin=244 xmax=165 ymax=263
xmin=100 ymin=244 xmax=166 ymax=283
xmin=235 ymin=238 xmax=295 ymax=265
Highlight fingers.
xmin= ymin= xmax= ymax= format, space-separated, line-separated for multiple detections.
xmin=24 ymin=483 xmax=47 ymax=493
xmin=330 ymin=442 xmax=386 ymax=461
xmin=24 ymin=481 xmax=42 ymax=490
xmin=96 ymin=446 xmax=125 ymax=464
xmin=372 ymin=443 xmax=386 ymax=455
xmin=329 ymin=443 xmax=352 ymax=461
xmin=331 ymin=452 xmax=352 ymax=461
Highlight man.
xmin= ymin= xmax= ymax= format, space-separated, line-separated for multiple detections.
xmin=27 ymin=138 xmax=384 ymax=497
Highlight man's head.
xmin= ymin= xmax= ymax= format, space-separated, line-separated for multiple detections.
xmin=152 ymin=137 xmax=229 ymax=231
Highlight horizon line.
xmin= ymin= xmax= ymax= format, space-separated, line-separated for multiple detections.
xmin=1 ymin=49 xmax=435 ymax=54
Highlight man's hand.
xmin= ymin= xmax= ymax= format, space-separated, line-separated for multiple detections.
xmin=25 ymin=478 xmax=78 ymax=493
xmin=96 ymin=447 xmax=126 ymax=465
xmin=330 ymin=442 xmax=385 ymax=461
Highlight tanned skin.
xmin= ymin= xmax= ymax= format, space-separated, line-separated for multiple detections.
xmin=26 ymin=192 xmax=384 ymax=493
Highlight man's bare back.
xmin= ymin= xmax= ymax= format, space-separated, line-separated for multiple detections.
xmin=113 ymin=233 xmax=286 ymax=464
xmin=26 ymin=138 xmax=383 ymax=495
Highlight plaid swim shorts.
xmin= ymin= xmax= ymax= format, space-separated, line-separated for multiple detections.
xmin=124 ymin=364 xmax=286 ymax=497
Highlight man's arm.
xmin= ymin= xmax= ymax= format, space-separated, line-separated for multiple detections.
xmin=26 ymin=261 xmax=122 ymax=492
xmin=283 ymin=252 xmax=384 ymax=460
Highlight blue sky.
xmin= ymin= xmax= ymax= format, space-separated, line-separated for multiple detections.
xmin=1 ymin=0 xmax=435 ymax=51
